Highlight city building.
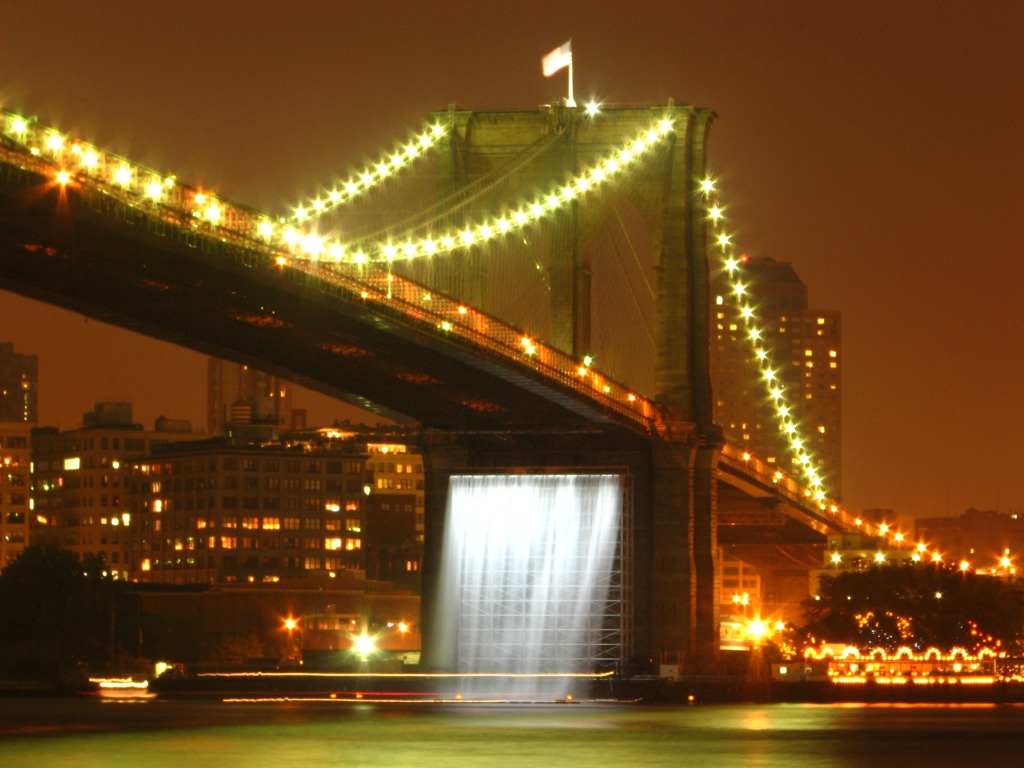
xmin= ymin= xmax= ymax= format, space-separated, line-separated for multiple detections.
xmin=207 ymin=359 xmax=305 ymax=434
xmin=0 ymin=342 xmax=37 ymax=424
xmin=127 ymin=424 xmax=424 ymax=587
xmin=711 ymin=256 xmax=842 ymax=497
xmin=0 ymin=421 xmax=31 ymax=566
xmin=31 ymin=402 xmax=199 ymax=579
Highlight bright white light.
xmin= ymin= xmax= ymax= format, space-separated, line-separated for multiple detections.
xmin=352 ymin=633 xmax=375 ymax=658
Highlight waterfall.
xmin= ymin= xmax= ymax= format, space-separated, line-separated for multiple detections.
xmin=434 ymin=473 xmax=622 ymax=700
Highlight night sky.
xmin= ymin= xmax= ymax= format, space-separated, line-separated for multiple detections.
xmin=0 ymin=1 xmax=1021 ymax=519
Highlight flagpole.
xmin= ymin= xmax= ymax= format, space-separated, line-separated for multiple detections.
xmin=567 ymin=54 xmax=576 ymax=107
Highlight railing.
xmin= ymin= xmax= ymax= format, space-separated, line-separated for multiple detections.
xmin=288 ymin=259 xmax=658 ymax=429
xmin=719 ymin=442 xmax=851 ymax=529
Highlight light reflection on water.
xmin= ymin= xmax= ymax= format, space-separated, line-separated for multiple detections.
xmin=4 ymin=700 xmax=1024 ymax=768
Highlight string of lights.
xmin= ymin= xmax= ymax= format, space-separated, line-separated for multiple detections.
xmin=285 ymin=111 xmax=677 ymax=266
xmin=290 ymin=122 xmax=449 ymax=224
xmin=700 ymin=176 xmax=829 ymax=507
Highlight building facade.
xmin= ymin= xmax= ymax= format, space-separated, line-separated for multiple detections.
xmin=31 ymin=403 xmax=198 ymax=579
xmin=712 ymin=256 xmax=842 ymax=496
xmin=127 ymin=425 xmax=424 ymax=587
xmin=0 ymin=421 xmax=31 ymax=566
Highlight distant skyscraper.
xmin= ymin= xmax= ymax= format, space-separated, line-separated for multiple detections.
xmin=0 ymin=343 xmax=36 ymax=565
xmin=207 ymin=359 xmax=302 ymax=434
xmin=711 ymin=257 xmax=842 ymax=496
xmin=0 ymin=342 xmax=38 ymax=423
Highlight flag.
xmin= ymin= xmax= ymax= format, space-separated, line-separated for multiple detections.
xmin=542 ymin=41 xmax=572 ymax=77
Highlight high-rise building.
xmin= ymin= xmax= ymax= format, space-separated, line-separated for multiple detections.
xmin=127 ymin=425 xmax=424 ymax=586
xmin=31 ymin=402 xmax=199 ymax=579
xmin=0 ymin=421 xmax=32 ymax=566
xmin=0 ymin=343 xmax=37 ymax=565
xmin=711 ymin=257 xmax=842 ymax=496
xmin=0 ymin=342 xmax=38 ymax=423
xmin=207 ymin=359 xmax=304 ymax=434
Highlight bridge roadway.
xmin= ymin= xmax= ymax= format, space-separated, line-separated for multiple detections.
xmin=0 ymin=114 xmax=853 ymax=670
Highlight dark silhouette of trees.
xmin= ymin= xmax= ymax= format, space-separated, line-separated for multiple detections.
xmin=0 ymin=546 xmax=123 ymax=682
xmin=798 ymin=565 xmax=1024 ymax=654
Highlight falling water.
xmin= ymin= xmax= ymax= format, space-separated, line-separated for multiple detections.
xmin=434 ymin=473 xmax=622 ymax=700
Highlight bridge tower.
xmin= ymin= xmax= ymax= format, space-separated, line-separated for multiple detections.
xmin=422 ymin=103 xmax=723 ymax=673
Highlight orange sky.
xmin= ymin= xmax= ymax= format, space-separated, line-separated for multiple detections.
xmin=0 ymin=0 xmax=1021 ymax=519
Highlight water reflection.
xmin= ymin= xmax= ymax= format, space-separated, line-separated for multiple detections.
xmin=5 ymin=701 xmax=1024 ymax=767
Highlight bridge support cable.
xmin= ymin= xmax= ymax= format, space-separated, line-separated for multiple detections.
xmin=338 ymin=126 xmax=572 ymax=251
xmin=598 ymin=206 xmax=656 ymax=356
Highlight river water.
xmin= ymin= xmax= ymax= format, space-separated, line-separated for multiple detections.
xmin=4 ymin=699 xmax=1024 ymax=767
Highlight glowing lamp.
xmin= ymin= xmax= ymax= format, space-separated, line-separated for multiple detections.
xmin=352 ymin=633 xmax=375 ymax=659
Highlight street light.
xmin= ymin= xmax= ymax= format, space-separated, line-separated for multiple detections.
xmin=746 ymin=618 xmax=769 ymax=650
xmin=282 ymin=616 xmax=302 ymax=665
xmin=352 ymin=632 xmax=376 ymax=660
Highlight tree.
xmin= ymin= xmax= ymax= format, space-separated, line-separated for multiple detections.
xmin=797 ymin=565 xmax=1024 ymax=654
xmin=0 ymin=546 xmax=120 ymax=681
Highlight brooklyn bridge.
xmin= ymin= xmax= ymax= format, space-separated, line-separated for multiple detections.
xmin=0 ymin=102 xmax=880 ymax=673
